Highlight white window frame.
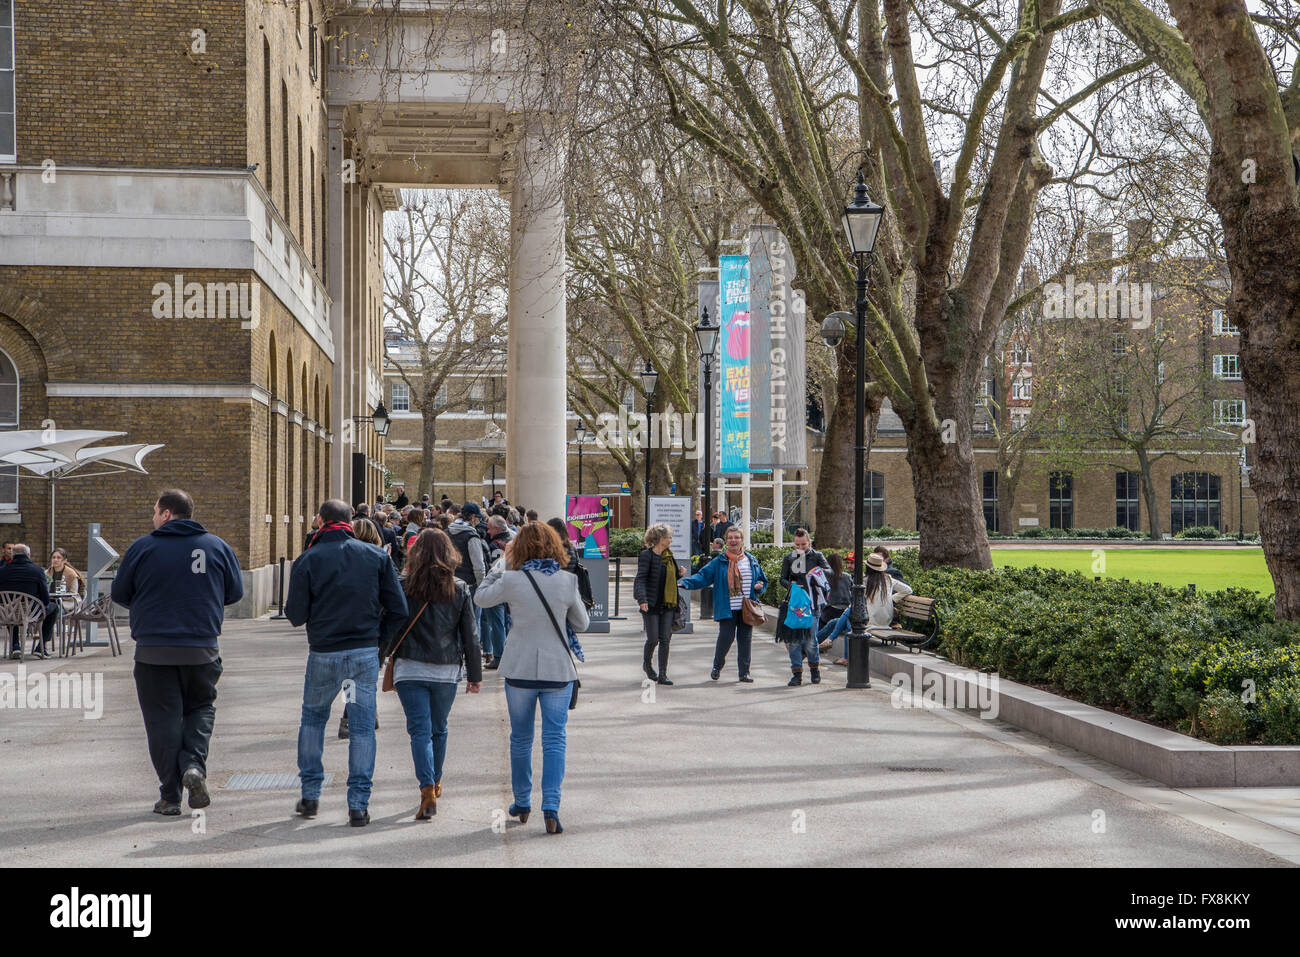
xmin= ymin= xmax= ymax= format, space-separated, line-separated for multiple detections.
xmin=390 ymin=380 xmax=410 ymax=413
xmin=0 ymin=0 xmax=15 ymax=164
xmin=1212 ymin=308 xmax=1239 ymax=337
xmin=1213 ymin=354 xmax=1242 ymax=381
xmin=1011 ymin=375 xmax=1032 ymax=401
xmin=1214 ymin=398 xmax=1246 ymax=425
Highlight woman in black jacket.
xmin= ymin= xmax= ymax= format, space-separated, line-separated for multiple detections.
xmin=634 ymin=523 xmax=685 ymax=686
xmin=382 ymin=528 xmax=482 ymax=820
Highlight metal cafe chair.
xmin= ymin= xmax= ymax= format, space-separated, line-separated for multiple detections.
xmin=0 ymin=591 xmax=48 ymax=662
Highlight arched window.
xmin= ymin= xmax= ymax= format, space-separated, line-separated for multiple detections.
xmin=0 ymin=349 xmax=18 ymax=509
xmin=1171 ymin=472 xmax=1220 ymax=533
xmin=865 ymin=470 xmax=885 ymax=529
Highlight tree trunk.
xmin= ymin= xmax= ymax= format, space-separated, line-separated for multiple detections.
xmin=997 ymin=469 xmax=1020 ymax=539
xmin=1136 ymin=448 xmax=1161 ymax=540
xmin=906 ymin=421 xmax=992 ymax=569
xmin=419 ymin=411 xmax=439 ymax=501
xmin=813 ymin=343 xmax=871 ymax=548
xmin=1239 ymin=300 xmax=1300 ymax=618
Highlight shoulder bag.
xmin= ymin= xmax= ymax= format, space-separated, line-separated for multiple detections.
xmin=381 ymin=601 xmax=429 ymax=693
xmin=522 ymin=569 xmax=581 ymax=710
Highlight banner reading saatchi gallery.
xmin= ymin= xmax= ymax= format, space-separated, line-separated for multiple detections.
xmin=747 ymin=225 xmax=807 ymax=471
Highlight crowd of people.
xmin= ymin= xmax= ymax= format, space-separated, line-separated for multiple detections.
xmin=108 ymin=486 xmax=587 ymax=834
xmin=2 ymin=541 xmax=89 ymax=659
xmin=96 ymin=485 xmax=911 ymax=834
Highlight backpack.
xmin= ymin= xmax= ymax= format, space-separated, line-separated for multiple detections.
xmin=573 ymin=559 xmax=594 ymax=610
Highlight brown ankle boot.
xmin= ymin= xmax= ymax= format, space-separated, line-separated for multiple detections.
xmin=416 ymin=785 xmax=437 ymax=820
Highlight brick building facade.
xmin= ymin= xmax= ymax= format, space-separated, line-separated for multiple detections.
xmin=0 ymin=0 xmax=389 ymax=613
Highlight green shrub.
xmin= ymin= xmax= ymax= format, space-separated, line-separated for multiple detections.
xmin=1198 ymin=691 xmax=1251 ymax=744
xmin=875 ymin=549 xmax=1300 ymax=744
xmin=1259 ymin=677 xmax=1300 ymax=745
xmin=610 ymin=528 xmax=644 ymax=557
xmin=1175 ymin=525 xmax=1222 ymax=540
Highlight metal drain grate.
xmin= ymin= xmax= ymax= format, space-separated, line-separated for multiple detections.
xmin=223 ymin=772 xmax=331 ymax=790
xmin=886 ymin=766 xmax=946 ymax=773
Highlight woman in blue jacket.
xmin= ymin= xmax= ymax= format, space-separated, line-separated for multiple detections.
xmin=678 ymin=526 xmax=768 ymax=683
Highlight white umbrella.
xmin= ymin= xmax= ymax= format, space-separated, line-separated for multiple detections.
xmin=0 ymin=431 xmax=162 ymax=556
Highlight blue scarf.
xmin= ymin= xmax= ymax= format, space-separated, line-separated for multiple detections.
xmin=522 ymin=559 xmax=584 ymax=661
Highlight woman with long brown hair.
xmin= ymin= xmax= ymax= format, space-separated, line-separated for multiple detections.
xmin=381 ymin=528 xmax=482 ymax=820
xmin=474 ymin=521 xmax=589 ymax=835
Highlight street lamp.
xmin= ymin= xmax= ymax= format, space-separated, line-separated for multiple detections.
xmin=356 ymin=402 xmax=391 ymax=437
xmin=822 ymin=169 xmax=884 ymax=690
xmin=695 ymin=306 xmax=719 ymax=552
xmin=640 ymin=359 xmax=659 ymax=524
xmin=576 ymin=424 xmax=588 ymax=495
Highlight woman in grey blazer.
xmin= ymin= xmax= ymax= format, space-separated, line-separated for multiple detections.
xmin=475 ymin=522 xmax=589 ymax=834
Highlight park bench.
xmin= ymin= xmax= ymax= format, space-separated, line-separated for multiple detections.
xmin=867 ymin=595 xmax=940 ymax=651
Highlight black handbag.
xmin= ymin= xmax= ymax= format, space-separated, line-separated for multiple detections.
xmin=522 ymin=569 xmax=581 ymax=710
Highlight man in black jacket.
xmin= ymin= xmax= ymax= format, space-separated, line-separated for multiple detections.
xmin=286 ymin=498 xmax=408 ymax=827
xmin=111 ymin=489 xmax=244 ymax=814
xmin=1 ymin=543 xmax=59 ymax=659
xmin=391 ymin=485 xmax=410 ymax=510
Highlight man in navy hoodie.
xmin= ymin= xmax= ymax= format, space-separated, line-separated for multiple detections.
xmin=286 ymin=498 xmax=407 ymax=827
xmin=112 ymin=489 xmax=244 ymax=816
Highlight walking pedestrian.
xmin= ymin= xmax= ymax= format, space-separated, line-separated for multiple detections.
xmin=633 ymin=523 xmax=684 ymax=685
xmin=285 ymin=499 xmax=408 ymax=827
xmin=776 ymin=528 xmax=830 ymax=686
xmin=678 ymin=526 xmax=768 ymax=683
xmin=382 ymin=528 xmax=482 ymax=820
xmin=479 ymin=515 xmax=514 ymax=668
xmin=474 ymin=522 xmax=588 ymax=834
xmin=110 ymin=490 xmax=244 ymax=815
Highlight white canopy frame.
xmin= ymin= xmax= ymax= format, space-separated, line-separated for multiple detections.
xmin=0 ymin=430 xmax=164 ymax=557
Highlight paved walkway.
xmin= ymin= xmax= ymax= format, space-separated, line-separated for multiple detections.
xmin=2 ymin=586 xmax=1296 ymax=867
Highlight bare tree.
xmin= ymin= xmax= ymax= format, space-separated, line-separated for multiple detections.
xmin=383 ymin=190 xmax=509 ymax=498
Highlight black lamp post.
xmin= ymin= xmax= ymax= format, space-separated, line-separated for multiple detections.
xmin=640 ymin=359 xmax=659 ymax=524
xmin=821 ymin=169 xmax=884 ymax=690
xmin=695 ymin=306 xmax=719 ymax=551
xmin=576 ymin=424 xmax=588 ymax=495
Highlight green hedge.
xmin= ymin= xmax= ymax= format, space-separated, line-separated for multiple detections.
xmin=1175 ymin=526 xmax=1223 ymax=540
xmin=885 ymin=549 xmax=1300 ymax=745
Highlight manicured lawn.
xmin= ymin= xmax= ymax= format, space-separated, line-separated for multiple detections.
xmin=989 ymin=548 xmax=1274 ymax=596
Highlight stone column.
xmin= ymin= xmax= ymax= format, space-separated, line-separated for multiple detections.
xmin=506 ymin=127 xmax=568 ymax=515
xmin=326 ymin=106 xmax=347 ymax=499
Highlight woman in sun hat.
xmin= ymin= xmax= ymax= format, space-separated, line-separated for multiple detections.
xmin=825 ymin=550 xmax=912 ymax=665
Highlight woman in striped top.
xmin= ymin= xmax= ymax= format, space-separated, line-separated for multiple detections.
xmin=678 ymin=526 xmax=769 ymax=683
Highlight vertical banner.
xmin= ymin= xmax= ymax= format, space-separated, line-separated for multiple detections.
xmin=748 ymin=225 xmax=808 ymax=470
xmin=718 ymin=254 xmax=751 ymax=473
xmin=565 ymin=495 xmax=612 ymax=633
xmin=696 ymin=280 xmax=721 ymax=477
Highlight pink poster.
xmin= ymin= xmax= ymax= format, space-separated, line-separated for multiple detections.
xmin=565 ymin=495 xmax=612 ymax=559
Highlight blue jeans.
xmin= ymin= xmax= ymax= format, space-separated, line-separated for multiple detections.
xmin=297 ymin=648 xmax=379 ymax=810
xmin=817 ymin=607 xmax=852 ymax=644
xmin=394 ymin=680 xmax=459 ymax=788
xmin=504 ymin=682 xmax=572 ymax=812
xmin=787 ymin=631 xmax=820 ymax=668
xmin=480 ymin=604 xmax=507 ymax=659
